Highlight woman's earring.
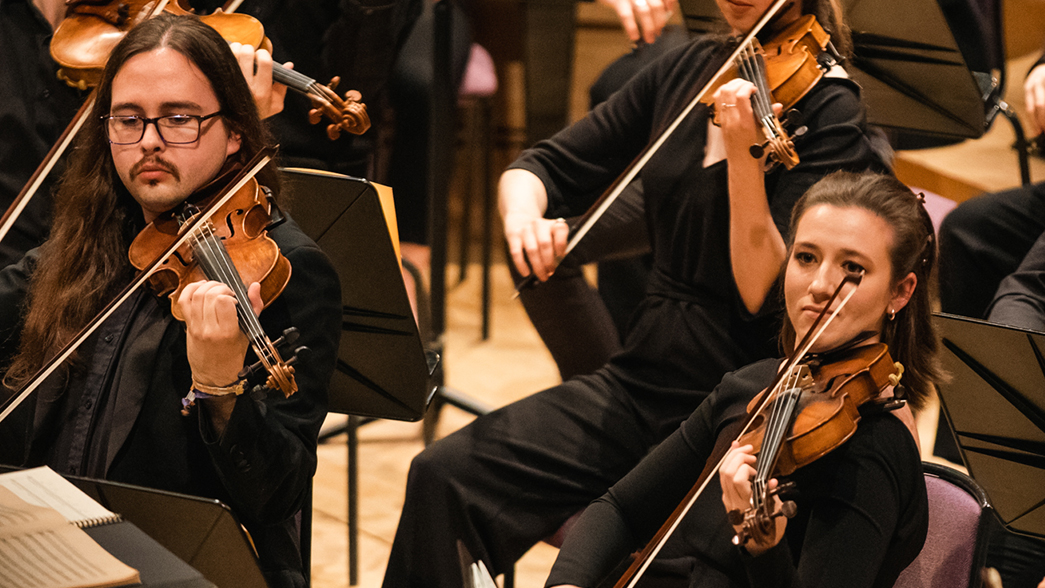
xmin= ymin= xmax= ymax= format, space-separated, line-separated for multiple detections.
xmin=888 ymin=308 xmax=896 ymax=321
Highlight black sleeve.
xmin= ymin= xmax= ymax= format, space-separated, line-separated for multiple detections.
xmin=198 ymin=228 xmax=341 ymax=524
xmin=508 ymin=41 xmax=716 ymax=219
xmin=546 ymin=360 xmax=774 ymax=587
xmin=986 ymin=229 xmax=1045 ymax=331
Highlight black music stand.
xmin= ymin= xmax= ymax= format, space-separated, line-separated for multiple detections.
xmin=280 ymin=168 xmax=437 ymax=585
xmin=934 ymin=313 xmax=1045 ymax=539
xmin=68 ymin=475 xmax=266 ymax=588
xmin=281 ymin=167 xmax=436 ymax=422
xmin=678 ymin=0 xmax=991 ymax=139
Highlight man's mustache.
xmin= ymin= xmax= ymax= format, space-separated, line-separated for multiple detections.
xmin=131 ymin=157 xmax=179 ymax=181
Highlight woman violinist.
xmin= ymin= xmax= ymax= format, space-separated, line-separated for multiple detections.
xmin=383 ymin=1 xmax=889 ymax=587
xmin=548 ymin=171 xmax=940 ymax=588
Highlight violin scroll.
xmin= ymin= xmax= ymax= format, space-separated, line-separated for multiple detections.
xmin=728 ymin=480 xmax=797 ymax=548
xmin=306 ymin=82 xmax=371 ymax=140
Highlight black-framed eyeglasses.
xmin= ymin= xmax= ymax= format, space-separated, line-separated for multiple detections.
xmin=102 ymin=112 xmax=223 ymax=145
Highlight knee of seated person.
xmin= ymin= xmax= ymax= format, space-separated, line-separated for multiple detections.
xmin=407 ymin=436 xmax=467 ymax=488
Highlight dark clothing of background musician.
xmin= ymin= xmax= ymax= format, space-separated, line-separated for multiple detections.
xmin=383 ymin=37 xmax=887 ymax=588
xmin=231 ymin=0 xmax=423 ymax=177
xmin=937 ymin=49 xmax=1045 ymax=321
xmin=0 ymin=218 xmax=342 ymax=588
xmin=512 ymin=27 xmax=690 ymax=381
xmin=548 ymin=358 xmax=928 ymax=588
xmin=0 ymin=0 xmax=86 ymax=268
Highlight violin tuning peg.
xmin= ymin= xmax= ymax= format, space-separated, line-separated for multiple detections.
xmin=327 ymin=76 xmax=341 ymax=91
xmin=749 ymin=143 xmax=766 ymax=159
xmin=774 ymin=480 xmax=797 ymax=494
xmin=784 ymin=109 xmax=802 ymax=126
xmin=793 ymin=125 xmax=808 ymax=138
xmin=876 ymin=398 xmax=906 ymax=412
xmin=308 ymin=108 xmax=323 ymax=125
xmin=327 ymin=124 xmax=341 ymax=141
xmin=777 ymin=500 xmax=797 ymax=519
xmin=278 ymin=327 xmax=300 ymax=347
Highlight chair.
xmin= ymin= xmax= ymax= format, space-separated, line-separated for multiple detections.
xmin=894 ymin=462 xmax=995 ymax=588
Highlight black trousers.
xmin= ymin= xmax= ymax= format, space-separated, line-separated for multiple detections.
xmin=381 ymin=368 xmax=694 ymax=588
xmin=938 ymin=182 xmax=1045 ymax=319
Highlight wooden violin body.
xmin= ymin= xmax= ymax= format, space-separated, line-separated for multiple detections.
xmin=701 ymin=14 xmax=835 ymax=170
xmin=739 ymin=343 xmax=899 ymax=477
xmin=127 ymin=173 xmax=291 ymax=321
xmin=728 ymin=341 xmax=905 ymax=548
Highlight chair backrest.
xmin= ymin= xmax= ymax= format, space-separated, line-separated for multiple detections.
xmin=894 ymin=462 xmax=993 ymax=588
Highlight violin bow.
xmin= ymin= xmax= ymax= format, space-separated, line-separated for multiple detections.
xmin=611 ymin=272 xmax=863 ymax=588
xmin=0 ymin=93 xmax=96 ymax=247
xmin=515 ymin=0 xmax=794 ymax=294
xmin=0 ymin=147 xmax=275 ymax=426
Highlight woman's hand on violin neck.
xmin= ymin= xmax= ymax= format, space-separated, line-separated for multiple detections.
xmin=230 ymin=42 xmax=288 ymax=120
xmin=499 ymin=169 xmax=565 ymax=281
xmin=720 ymin=441 xmax=786 ymax=555
xmin=712 ymin=79 xmax=769 ymax=165
xmin=180 ymin=280 xmax=264 ymax=388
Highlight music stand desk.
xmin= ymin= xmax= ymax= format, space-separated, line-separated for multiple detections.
xmin=935 ymin=313 xmax=1045 ymax=539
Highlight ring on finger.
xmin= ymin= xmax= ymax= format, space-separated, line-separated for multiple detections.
xmin=634 ymin=0 xmax=647 ymax=8
xmin=554 ymin=217 xmax=568 ymax=225
xmin=722 ymin=103 xmax=736 ymax=108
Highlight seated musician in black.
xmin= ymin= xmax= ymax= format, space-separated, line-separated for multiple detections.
xmin=548 ymin=171 xmax=937 ymax=588
xmin=0 ymin=13 xmax=341 ymax=588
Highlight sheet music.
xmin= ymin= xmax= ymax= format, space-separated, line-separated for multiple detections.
xmin=0 ymin=467 xmax=119 ymax=528
xmin=0 ymin=486 xmax=139 ymax=588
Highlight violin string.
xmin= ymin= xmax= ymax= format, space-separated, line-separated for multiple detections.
xmin=752 ymin=365 xmax=793 ymax=511
xmin=197 ymin=220 xmax=287 ymax=373
xmin=272 ymin=65 xmax=319 ymax=97
xmin=741 ymin=44 xmax=777 ymax=138
xmin=736 ymin=46 xmax=761 ymax=120
xmin=190 ymin=220 xmax=278 ymax=369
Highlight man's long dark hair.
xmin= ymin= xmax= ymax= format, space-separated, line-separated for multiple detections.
xmin=6 ymin=13 xmax=279 ymax=387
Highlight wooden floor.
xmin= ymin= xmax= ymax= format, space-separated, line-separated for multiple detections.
xmin=305 ymin=4 xmax=1045 ymax=587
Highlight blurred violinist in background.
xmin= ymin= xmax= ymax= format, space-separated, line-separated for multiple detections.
xmin=0 ymin=14 xmax=341 ymax=587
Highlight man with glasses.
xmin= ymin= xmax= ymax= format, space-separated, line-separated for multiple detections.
xmin=0 ymin=13 xmax=341 ymax=588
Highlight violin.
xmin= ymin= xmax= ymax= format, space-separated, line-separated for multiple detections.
xmin=127 ymin=164 xmax=303 ymax=401
xmin=728 ymin=342 xmax=904 ymax=547
xmin=612 ymin=273 xmax=905 ymax=588
xmin=50 ymin=0 xmax=370 ymax=138
xmin=701 ymin=14 xmax=836 ymax=170
xmin=515 ymin=0 xmax=839 ymax=294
